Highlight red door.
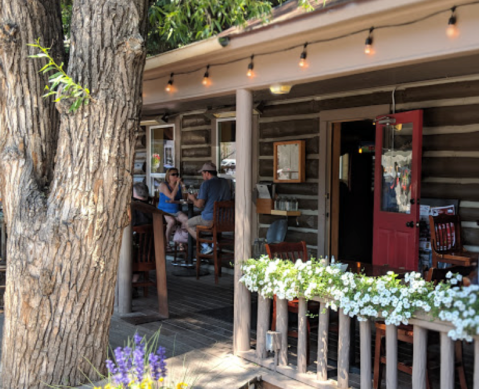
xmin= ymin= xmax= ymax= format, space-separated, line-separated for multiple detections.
xmin=372 ymin=110 xmax=423 ymax=270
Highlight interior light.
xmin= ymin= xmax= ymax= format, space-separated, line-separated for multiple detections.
xmin=269 ymin=84 xmax=292 ymax=95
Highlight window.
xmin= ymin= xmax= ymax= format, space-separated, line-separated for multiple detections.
xmin=148 ymin=124 xmax=175 ymax=194
xmin=217 ymin=119 xmax=236 ymax=178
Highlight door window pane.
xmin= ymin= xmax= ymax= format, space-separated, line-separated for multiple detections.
xmin=150 ymin=126 xmax=174 ymax=174
xmin=218 ymin=121 xmax=236 ymax=176
xmin=380 ymin=123 xmax=413 ymax=214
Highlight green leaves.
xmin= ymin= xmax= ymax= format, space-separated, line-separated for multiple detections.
xmin=28 ymin=38 xmax=91 ymax=113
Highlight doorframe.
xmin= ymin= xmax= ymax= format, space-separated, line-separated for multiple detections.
xmin=318 ymin=105 xmax=390 ymax=260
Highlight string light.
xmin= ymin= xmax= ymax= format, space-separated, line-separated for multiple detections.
xmin=247 ymin=55 xmax=254 ymax=77
xmin=165 ymin=73 xmax=174 ymax=92
xmin=154 ymin=2 xmax=478 ymax=88
xmin=446 ymin=6 xmax=459 ymax=38
xmin=364 ymin=27 xmax=374 ymax=55
xmin=299 ymin=43 xmax=308 ymax=67
xmin=202 ymin=65 xmax=210 ymax=86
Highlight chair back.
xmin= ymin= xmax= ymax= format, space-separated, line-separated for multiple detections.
xmin=265 ymin=241 xmax=308 ymax=262
xmin=213 ymin=201 xmax=235 ymax=232
xmin=429 ymin=214 xmax=463 ymax=254
xmin=132 ymin=224 xmax=155 ymax=269
xmin=426 ymin=265 xmax=476 ymax=286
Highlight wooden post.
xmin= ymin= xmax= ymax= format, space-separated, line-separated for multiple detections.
xmin=386 ymin=324 xmax=398 ymax=389
xmin=276 ymin=298 xmax=288 ymax=366
xmin=118 ymin=223 xmax=132 ymax=314
xmin=233 ymin=88 xmax=253 ymax=354
xmin=474 ymin=339 xmax=479 ymax=389
xmin=440 ymin=332 xmax=454 ymax=389
xmin=338 ymin=309 xmax=351 ymax=389
xmin=152 ymin=213 xmax=169 ymax=318
xmin=256 ymin=295 xmax=271 ymax=359
xmin=297 ymin=297 xmax=308 ymax=373
xmin=317 ymin=302 xmax=329 ymax=381
xmin=412 ymin=325 xmax=427 ymax=389
xmin=360 ymin=320 xmax=372 ymax=389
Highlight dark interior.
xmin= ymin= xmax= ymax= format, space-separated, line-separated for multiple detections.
xmin=338 ymin=120 xmax=376 ymax=263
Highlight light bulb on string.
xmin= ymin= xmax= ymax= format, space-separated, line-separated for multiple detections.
xmin=446 ymin=6 xmax=459 ymax=38
xmin=364 ymin=27 xmax=374 ymax=55
xmin=165 ymin=73 xmax=174 ymax=92
xmin=247 ymin=55 xmax=254 ymax=77
xmin=202 ymin=65 xmax=210 ymax=86
xmin=299 ymin=43 xmax=308 ymax=68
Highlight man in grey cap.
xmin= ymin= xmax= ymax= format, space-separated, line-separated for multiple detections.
xmin=187 ymin=161 xmax=231 ymax=254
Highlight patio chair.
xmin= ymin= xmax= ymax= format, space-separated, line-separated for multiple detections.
xmin=196 ymin=201 xmax=235 ymax=284
xmin=132 ymin=224 xmax=156 ymax=297
xmin=429 ymin=214 xmax=478 ymax=268
xmin=265 ymin=241 xmax=319 ymax=365
xmin=373 ymin=265 xmax=474 ymax=389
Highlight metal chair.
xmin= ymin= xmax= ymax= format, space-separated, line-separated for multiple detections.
xmin=196 ymin=201 xmax=235 ymax=284
xmin=429 ymin=214 xmax=478 ymax=268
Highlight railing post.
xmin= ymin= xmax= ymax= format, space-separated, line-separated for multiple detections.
xmin=440 ymin=332 xmax=454 ymax=389
xmin=256 ymin=295 xmax=271 ymax=359
xmin=412 ymin=325 xmax=427 ymax=389
xmin=317 ymin=302 xmax=329 ymax=381
xmin=276 ymin=298 xmax=288 ymax=366
xmin=475 ymin=339 xmax=479 ymax=389
xmin=297 ymin=297 xmax=308 ymax=373
xmin=386 ymin=324 xmax=398 ymax=389
xmin=118 ymin=223 xmax=132 ymax=314
xmin=338 ymin=309 xmax=351 ymax=389
xmin=360 ymin=319 xmax=372 ymax=389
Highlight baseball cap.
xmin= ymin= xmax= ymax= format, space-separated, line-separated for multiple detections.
xmin=198 ymin=161 xmax=217 ymax=173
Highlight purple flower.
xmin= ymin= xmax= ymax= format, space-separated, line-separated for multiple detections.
xmin=133 ymin=347 xmax=145 ymax=382
xmin=148 ymin=352 xmax=160 ymax=381
xmin=157 ymin=346 xmax=167 ymax=379
xmin=113 ymin=347 xmax=130 ymax=386
xmin=105 ymin=359 xmax=118 ymax=375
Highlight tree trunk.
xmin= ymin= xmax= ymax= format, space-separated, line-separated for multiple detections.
xmin=0 ymin=1 xmax=148 ymax=388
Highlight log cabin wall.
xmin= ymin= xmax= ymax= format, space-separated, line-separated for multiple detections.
xmin=256 ymin=77 xmax=479 ymax=257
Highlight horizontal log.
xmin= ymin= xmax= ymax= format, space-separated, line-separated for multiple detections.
xmin=402 ymin=80 xmax=479 ymax=103
xmin=261 ymin=100 xmax=320 ymax=117
xmin=316 ymin=91 xmax=392 ymax=111
xmin=463 ymin=227 xmax=479 ymax=246
xmin=182 ymin=114 xmax=210 ymax=128
xmin=259 ymin=214 xmax=318 ymax=229
xmin=260 ymin=119 xmax=319 ymax=139
xmin=422 ymin=158 xmax=479 ymax=178
xmin=135 ymin=134 xmax=146 ymax=148
xmin=181 ymin=161 xmax=208 ymax=176
xmin=275 ymin=183 xmax=318 ymax=196
xmin=421 ymin=183 xmax=479 ymax=201
xmin=422 ymin=104 xmax=479 ymax=127
xmin=260 ymin=136 xmax=319 ymax=156
xmin=182 ymin=147 xmax=211 ymax=159
xmin=259 ymin=159 xmax=319 ymax=179
xmin=259 ymin=228 xmax=318 ymax=247
xmin=423 ymin=131 xmax=479 ymax=151
xmin=459 ymin=207 xmax=479 ymax=222
xmin=182 ymin=130 xmax=210 ymax=146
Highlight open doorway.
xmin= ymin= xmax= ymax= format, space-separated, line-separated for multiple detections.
xmin=330 ymin=120 xmax=376 ymax=263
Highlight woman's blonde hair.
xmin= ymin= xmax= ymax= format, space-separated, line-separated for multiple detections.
xmin=165 ymin=167 xmax=179 ymax=183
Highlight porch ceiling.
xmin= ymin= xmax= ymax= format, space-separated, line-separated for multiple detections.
xmin=142 ymin=52 xmax=479 ymax=117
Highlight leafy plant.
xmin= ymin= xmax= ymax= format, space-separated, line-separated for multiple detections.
xmin=28 ymin=39 xmax=91 ymax=112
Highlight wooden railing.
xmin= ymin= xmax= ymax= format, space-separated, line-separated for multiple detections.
xmin=239 ymin=295 xmax=479 ymax=389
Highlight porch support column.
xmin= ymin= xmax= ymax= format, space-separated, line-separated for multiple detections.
xmin=234 ymin=88 xmax=253 ymax=354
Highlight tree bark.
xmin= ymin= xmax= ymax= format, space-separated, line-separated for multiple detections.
xmin=0 ymin=1 xmax=148 ymax=388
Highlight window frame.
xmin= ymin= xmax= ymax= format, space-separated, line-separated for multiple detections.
xmin=216 ymin=118 xmax=237 ymax=180
xmin=147 ymin=123 xmax=176 ymax=195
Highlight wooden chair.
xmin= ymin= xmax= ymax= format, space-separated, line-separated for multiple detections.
xmin=265 ymin=241 xmax=320 ymax=365
xmin=373 ymin=266 xmax=474 ymax=389
xmin=132 ymin=224 xmax=156 ymax=297
xmin=429 ymin=214 xmax=478 ymax=268
xmin=196 ymin=201 xmax=235 ymax=284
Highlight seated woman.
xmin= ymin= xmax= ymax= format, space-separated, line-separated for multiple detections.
xmin=157 ymin=168 xmax=188 ymax=250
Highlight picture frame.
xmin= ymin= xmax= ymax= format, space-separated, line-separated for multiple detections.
xmin=273 ymin=140 xmax=306 ymax=183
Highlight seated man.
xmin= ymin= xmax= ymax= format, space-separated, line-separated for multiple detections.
xmin=187 ymin=162 xmax=231 ymax=254
xmin=131 ymin=182 xmax=153 ymax=227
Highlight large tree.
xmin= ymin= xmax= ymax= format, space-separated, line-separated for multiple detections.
xmin=0 ymin=1 xmax=148 ymax=387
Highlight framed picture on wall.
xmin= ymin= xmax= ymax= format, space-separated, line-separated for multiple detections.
xmin=273 ymin=140 xmax=306 ymax=183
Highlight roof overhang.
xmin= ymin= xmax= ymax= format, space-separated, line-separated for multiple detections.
xmin=142 ymin=0 xmax=479 ymax=115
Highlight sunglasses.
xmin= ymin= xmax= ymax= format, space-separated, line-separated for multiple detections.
xmin=170 ymin=173 xmax=179 ymax=176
